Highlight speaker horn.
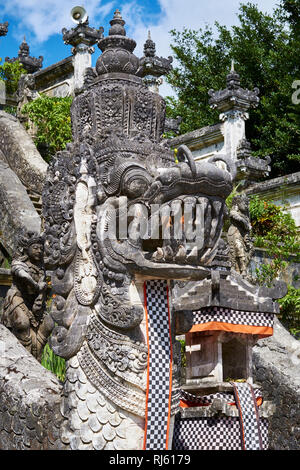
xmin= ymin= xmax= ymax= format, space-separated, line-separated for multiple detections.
xmin=70 ymin=6 xmax=88 ymax=24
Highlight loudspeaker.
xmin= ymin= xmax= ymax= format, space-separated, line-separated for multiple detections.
xmin=70 ymin=6 xmax=88 ymax=24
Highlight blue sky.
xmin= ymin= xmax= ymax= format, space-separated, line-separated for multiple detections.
xmin=0 ymin=0 xmax=280 ymax=96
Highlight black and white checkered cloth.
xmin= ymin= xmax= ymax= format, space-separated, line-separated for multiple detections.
xmin=193 ymin=307 xmax=274 ymax=328
xmin=232 ymin=382 xmax=264 ymax=450
xmin=180 ymin=388 xmax=262 ymax=407
xmin=173 ymin=386 xmax=268 ymax=450
xmin=180 ymin=389 xmax=235 ymax=406
xmin=144 ymin=280 xmax=172 ymax=450
xmin=173 ymin=416 xmax=268 ymax=450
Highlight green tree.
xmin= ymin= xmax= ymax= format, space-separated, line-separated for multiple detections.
xmin=278 ymin=285 xmax=300 ymax=338
xmin=166 ymin=1 xmax=300 ymax=178
xmin=249 ymin=195 xmax=300 ymax=286
xmin=22 ymin=95 xmax=73 ymax=162
xmin=0 ymin=59 xmax=27 ymax=95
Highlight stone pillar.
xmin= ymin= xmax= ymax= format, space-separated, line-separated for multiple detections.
xmin=208 ymin=63 xmax=260 ymax=162
xmin=220 ymin=109 xmax=248 ymax=160
xmin=72 ymin=43 xmax=94 ymax=92
xmin=62 ymin=18 xmax=103 ymax=94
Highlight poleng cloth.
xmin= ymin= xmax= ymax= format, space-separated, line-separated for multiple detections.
xmin=143 ymin=280 xmax=173 ymax=450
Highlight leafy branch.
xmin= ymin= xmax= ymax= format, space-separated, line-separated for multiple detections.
xmin=22 ymin=95 xmax=73 ymax=162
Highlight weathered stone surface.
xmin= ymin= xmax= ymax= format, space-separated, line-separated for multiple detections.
xmin=0 ymin=111 xmax=47 ymax=194
xmin=0 ymin=324 xmax=63 ymax=450
xmin=227 ymin=194 xmax=253 ymax=277
xmin=253 ymin=317 xmax=300 ymax=450
xmin=5 ymin=37 xmax=43 ymax=74
xmin=0 ymin=161 xmax=41 ymax=255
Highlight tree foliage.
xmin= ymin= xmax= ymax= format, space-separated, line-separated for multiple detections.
xmin=0 ymin=59 xmax=27 ymax=96
xmin=249 ymin=195 xmax=300 ymax=286
xmin=22 ymin=95 xmax=73 ymax=162
xmin=166 ymin=1 xmax=300 ymax=178
xmin=278 ymin=285 xmax=300 ymax=338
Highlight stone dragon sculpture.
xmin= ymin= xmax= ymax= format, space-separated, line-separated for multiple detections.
xmin=41 ymin=10 xmax=236 ymax=450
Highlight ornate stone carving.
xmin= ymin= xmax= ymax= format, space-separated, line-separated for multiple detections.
xmin=140 ymin=31 xmax=173 ymax=92
xmin=16 ymin=74 xmax=40 ymax=127
xmin=43 ymin=9 xmax=236 ymax=449
xmin=62 ymin=18 xmax=103 ymax=49
xmin=0 ymin=22 xmax=8 ymax=37
xmin=227 ymin=194 xmax=253 ymax=276
xmin=208 ymin=63 xmax=259 ymax=114
xmin=5 ymin=37 xmax=43 ymax=74
xmin=1 ymin=231 xmax=54 ymax=361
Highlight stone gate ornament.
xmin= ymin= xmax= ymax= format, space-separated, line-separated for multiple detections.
xmin=43 ymin=9 xmax=236 ymax=450
xmin=227 ymin=193 xmax=253 ymax=277
xmin=1 ymin=231 xmax=54 ymax=361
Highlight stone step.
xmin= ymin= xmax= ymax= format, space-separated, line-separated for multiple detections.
xmin=27 ymin=190 xmax=42 ymax=214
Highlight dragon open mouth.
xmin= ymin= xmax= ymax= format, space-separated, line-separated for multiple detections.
xmin=92 ymin=148 xmax=235 ymax=281
xmin=96 ymin=192 xmax=226 ymax=281
xmin=141 ymin=194 xmax=225 ymax=266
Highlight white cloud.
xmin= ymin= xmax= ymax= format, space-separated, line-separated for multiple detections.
xmin=1 ymin=0 xmax=279 ymax=96
xmin=2 ymin=0 xmax=115 ymax=43
xmin=121 ymin=0 xmax=279 ymax=96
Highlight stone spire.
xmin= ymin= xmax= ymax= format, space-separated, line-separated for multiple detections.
xmin=96 ymin=9 xmax=141 ymax=76
xmin=208 ymin=64 xmax=259 ymax=114
xmin=144 ymin=30 xmax=156 ymax=57
xmin=5 ymin=36 xmax=43 ymax=73
xmin=71 ymin=9 xmax=168 ymax=143
xmin=140 ymin=30 xmax=173 ymax=93
xmin=0 ymin=21 xmax=8 ymax=37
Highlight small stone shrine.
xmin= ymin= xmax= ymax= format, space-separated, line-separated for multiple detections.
xmin=171 ymin=247 xmax=285 ymax=450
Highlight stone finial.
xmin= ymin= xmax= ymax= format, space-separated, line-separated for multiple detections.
xmin=226 ymin=63 xmax=241 ymax=89
xmin=236 ymin=138 xmax=271 ymax=182
xmin=96 ymin=9 xmax=141 ymax=76
xmin=108 ymin=9 xmax=126 ymax=36
xmin=236 ymin=138 xmax=252 ymax=160
xmin=144 ymin=31 xmax=156 ymax=57
xmin=5 ymin=37 xmax=43 ymax=73
xmin=208 ymin=64 xmax=259 ymax=113
xmin=19 ymin=36 xmax=30 ymax=56
xmin=139 ymin=30 xmax=172 ymax=92
xmin=0 ymin=21 xmax=9 ymax=37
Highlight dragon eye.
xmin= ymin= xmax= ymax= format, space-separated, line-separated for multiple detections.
xmin=121 ymin=169 xmax=152 ymax=199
